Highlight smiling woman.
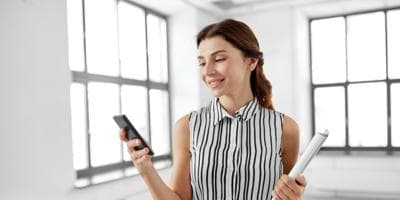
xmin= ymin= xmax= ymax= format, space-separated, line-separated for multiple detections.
xmin=119 ymin=18 xmax=306 ymax=200
xmin=196 ymin=20 xmax=273 ymax=111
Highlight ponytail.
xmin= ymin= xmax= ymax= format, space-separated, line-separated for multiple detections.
xmin=250 ymin=58 xmax=274 ymax=110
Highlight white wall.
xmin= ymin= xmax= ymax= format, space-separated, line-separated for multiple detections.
xmin=0 ymin=0 xmax=74 ymax=199
xmin=169 ymin=6 xmax=201 ymax=123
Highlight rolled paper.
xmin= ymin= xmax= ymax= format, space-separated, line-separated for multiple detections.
xmin=288 ymin=129 xmax=329 ymax=179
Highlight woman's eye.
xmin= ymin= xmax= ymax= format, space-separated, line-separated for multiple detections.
xmin=215 ymin=58 xmax=226 ymax=62
xmin=199 ymin=63 xmax=205 ymax=67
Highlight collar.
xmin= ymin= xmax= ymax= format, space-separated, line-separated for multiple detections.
xmin=211 ymin=97 xmax=260 ymax=125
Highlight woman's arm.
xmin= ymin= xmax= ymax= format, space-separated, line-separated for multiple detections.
xmin=272 ymin=115 xmax=306 ymax=200
xmin=119 ymin=115 xmax=192 ymax=200
xmin=281 ymin=115 xmax=300 ymax=174
xmin=169 ymin=115 xmax=192 ymax=200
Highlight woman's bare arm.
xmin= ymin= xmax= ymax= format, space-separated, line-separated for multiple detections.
xmin=272 ymin=115 xmax=306 ymax=200
xmin=169 ymin=115 xmax=192 ymax=200
xmin=281 ymin=115 xmax=300 ymax=174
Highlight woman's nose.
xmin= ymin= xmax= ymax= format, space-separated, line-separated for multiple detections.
xmin=204 ymin=62 xmax=216 ymax=75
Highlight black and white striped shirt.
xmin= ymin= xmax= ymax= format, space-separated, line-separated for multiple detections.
xmin=188 ymin=97 xmax=284 ymax=200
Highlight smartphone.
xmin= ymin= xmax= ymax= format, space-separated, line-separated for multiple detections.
xmin=113 ymin=114 xmax=154 ymax=155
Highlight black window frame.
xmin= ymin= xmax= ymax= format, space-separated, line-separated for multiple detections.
xmin=70 ymin=0 xmax=172 ymax=187
xmin=309 ymin=6 xmax=400 ymax=154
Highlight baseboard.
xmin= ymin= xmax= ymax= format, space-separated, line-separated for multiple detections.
xmin=305 ymin=187 xmax=400 ymax=200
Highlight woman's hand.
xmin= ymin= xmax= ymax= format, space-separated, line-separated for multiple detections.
xmin=119 ymin=129 xmax=153 ymax=175
xmin=272 ymin=174 xmax=307 ymax=200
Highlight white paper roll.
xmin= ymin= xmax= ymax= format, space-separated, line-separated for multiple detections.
xmin=288 ymin=129 xmax=329 ymax=179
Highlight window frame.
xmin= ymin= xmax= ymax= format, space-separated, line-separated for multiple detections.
xmin=309 ymin=6 xmax=400 ymax=154
xmin=70 ymin=0 xmax=172 ymax=186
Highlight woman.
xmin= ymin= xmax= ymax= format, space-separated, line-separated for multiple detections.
xmin=119 ymin=19 xmax=306 ymax=200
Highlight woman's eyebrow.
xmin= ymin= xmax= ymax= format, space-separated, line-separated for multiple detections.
xmin=197 ymin=50 xmax=228 ymax=59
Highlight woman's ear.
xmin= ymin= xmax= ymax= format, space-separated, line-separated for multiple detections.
xmin=248 ymin=57 xmax=258 ymax=71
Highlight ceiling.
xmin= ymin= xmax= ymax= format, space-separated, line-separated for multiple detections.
xmin=185 ymin=0 xmax=400 ymax=17
xmin=207 ymin=0 xmax=275 ymax=10
xmin=128 ymin=0 xmax=400 ymax=17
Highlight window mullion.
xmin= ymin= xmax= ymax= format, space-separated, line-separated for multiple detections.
xmin=309 ymin=18 xmax=316 ymax=142
xmin=116 ymin=0 xmax=125 ymax=164
xmin=144 ymin=10 xmax=152 ymax=147
xmin=118 ymin=84 xmax=124 ymax=162
xmin=344 ymin=16 xmax=350 ymax=153
xmin=81 ymin=0 xmax=93 ymax=180
xmin=84 ymin=82 xmax=92 ymax=182
xmin=385 ymin=10 xmax=393 ymax=153
xmin=82 ymin=0 xmax=88 ymax=73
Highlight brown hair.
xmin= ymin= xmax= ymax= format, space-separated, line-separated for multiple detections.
xmin=196 ymin=19 xmax=274 ymax=110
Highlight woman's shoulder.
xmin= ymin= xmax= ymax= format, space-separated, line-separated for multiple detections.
xmin=260 ymin=107 xmax=298 ymax=133
xmin=280 ymin=114 xmax=300 ymax=140
xmin=258 ymin=106 xmax=285 ymax=119
xmin=175 ymin=114 xmax=190 ymax=129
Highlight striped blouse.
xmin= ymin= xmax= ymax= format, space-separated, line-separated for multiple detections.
xmin=188 ymin=97 xmax=284 ymax=200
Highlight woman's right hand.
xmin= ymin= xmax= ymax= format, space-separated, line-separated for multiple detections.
xmin=119 ymin=128 xmax=154 ymax=175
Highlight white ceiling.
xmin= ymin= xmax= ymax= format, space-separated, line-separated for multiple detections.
xmin=128 ymin=0 xmax=400 ymax=17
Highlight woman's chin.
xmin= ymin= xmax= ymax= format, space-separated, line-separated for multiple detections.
xmin=210 ymin=88 xmax=224 ymax=97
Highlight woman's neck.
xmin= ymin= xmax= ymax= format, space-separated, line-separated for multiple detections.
xmin=219 ymin=89 xmax=254 ymax=116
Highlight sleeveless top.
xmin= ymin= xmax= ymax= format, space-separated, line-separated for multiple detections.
xmin=188 ymin=98 xmax=284 ymax=200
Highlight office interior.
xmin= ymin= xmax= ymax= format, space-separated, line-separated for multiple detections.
xmin=1 ymin=0 xmax=400 ymax=199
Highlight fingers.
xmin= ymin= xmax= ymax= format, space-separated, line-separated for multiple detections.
xmin=119 ymin=128 xmax=128 ymax=142
xmin=295 ymin=174 xmax=307 ymax=187
xmin=272 ymin=187 xmax=291 ymax=200
xmin=273 ymin=174 xmax=304 ymax=200
xmin=126 ymin=139 xmax=151 ymax=161
xmin=135 ymin=152 xmax=151 ymax=163
xmin=274 ymin=177 xmax=296 ymax=200
xmin=272 ymin=191 xmax=279 ymax=200
xmin=130 ymin=147 xmax=150 ymax=161
xmin=127 ymin=139 xmax=142 ymax=154
xmin=282 ymin=175 xmax=302 ymax=195
xmin=118 ymin=131 xmax=152 ymax=172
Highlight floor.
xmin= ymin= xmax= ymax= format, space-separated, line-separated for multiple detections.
xmin=304 ymin=195 xmax=400 ymax=200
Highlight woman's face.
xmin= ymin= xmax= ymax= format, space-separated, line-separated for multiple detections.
xmin=197 ymin=36 xmax=255 ymax=97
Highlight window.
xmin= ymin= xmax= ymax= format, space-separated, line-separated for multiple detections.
xmin=67 ymin=0 xmax=171 ymax=187
xmin=310 ymin=8 xmax=400 ymax=152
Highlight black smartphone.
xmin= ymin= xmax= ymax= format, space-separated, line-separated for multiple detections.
xmin=113 ymin=114 xmax=154 ymax=156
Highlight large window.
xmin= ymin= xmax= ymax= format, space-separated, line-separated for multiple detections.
xmin=310 ymin=8 xmax=400 ymax=152
xmin=67 ymin=0 xmax=171 ymax=187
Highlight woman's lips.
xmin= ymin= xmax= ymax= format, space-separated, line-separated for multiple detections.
xmin=208 ymin=78 xmax=225 ymax=88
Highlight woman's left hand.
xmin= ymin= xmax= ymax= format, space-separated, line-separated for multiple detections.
xmin=272 ymin=174 xmax=307 ymax=200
